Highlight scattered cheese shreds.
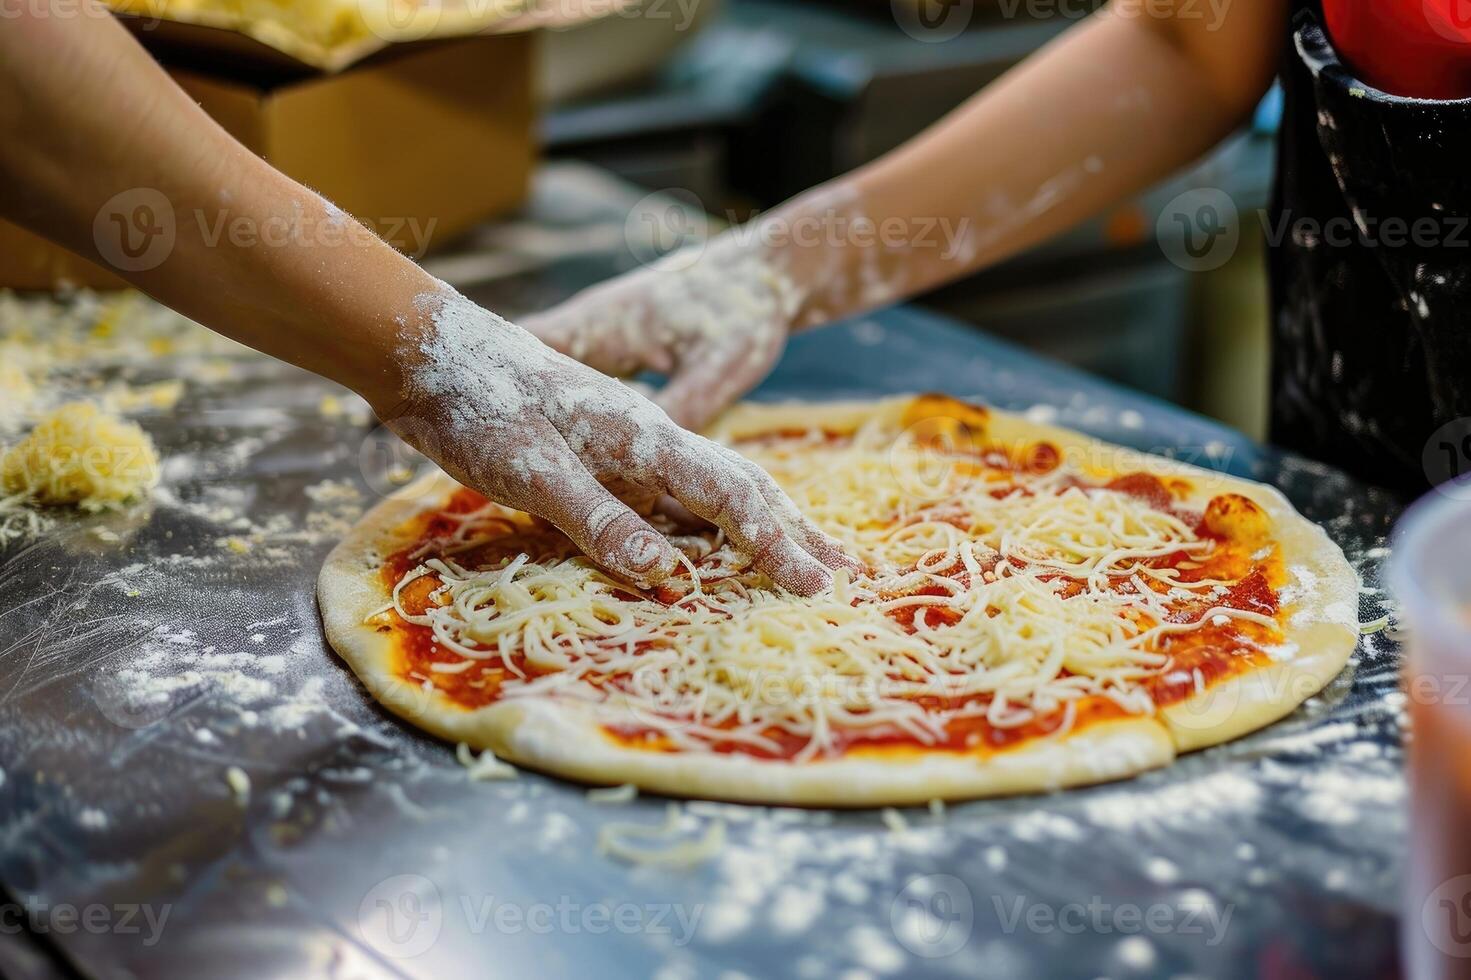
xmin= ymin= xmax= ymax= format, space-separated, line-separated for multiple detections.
xmin=598 ymin=804 xmax=726 ymax=867
xmin=455 ymin=742 xmax=518 ymax=781
xmin=587 ymin=783 xmax=639 ymax=804
xmin=381 ymin=410 xmax=1275 ymax=763
xmin=0 ymin=402 xmax=158 ymax=510
xmin=0 ymin=491 xmax=53 ymax=546
xmin=880 ymin=808 xmax=910 ymax=834
xmin=1358 ymin=615 xmax=1391 ymax=635
xmin=103 ymin=379 xmax=184 ymax=413
xmin=225 ymin=766 xmax=251 ymax=804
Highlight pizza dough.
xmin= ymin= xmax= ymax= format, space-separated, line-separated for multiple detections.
xmin=318 ymin=395 xmax=1359 ymax=806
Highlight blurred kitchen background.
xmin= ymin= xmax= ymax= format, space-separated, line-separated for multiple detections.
xmin=537 ymin=0 xmax=1276 ymax=438
xmin=12 ymin=0 xmax=1278 ymax=438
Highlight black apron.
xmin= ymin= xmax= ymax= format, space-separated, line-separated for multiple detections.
xmin=1270 ymin=3 xmax=1471 ymax=494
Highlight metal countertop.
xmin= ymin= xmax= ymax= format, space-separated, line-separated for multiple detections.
xmin=0 ymin=165 xmax=1406 ymax=979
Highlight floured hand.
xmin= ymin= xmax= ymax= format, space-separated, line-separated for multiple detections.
xmin=522 ymin=240 xmax=800 ymax=431
xmin=377 ymin=284 xmax=853 ymax=596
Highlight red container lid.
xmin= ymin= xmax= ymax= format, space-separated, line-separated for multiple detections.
xmin=1322 ymin=0 xmax=1471 ymax=99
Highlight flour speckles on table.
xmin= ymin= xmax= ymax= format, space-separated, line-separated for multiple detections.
xmin=0 ymin=192 xmax=1410 ymax=978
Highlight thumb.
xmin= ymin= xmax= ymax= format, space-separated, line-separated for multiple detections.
xmin=531 ymin=471 xmax=681 ymax=589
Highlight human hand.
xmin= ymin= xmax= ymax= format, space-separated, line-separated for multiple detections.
xmin=373 ymin=284 xmax=852 ymax=596
xmin=521 ymin=240 xmax=800 ymax=431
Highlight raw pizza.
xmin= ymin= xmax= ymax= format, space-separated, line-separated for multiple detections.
xmin=318 ymin=394 xmax=1359 ymax=806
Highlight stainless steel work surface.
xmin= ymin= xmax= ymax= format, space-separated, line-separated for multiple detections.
xmin=0 ymin=165 xmax=1406 ymax=979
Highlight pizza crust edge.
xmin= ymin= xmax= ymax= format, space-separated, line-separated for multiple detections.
xmin=712 ymin=397 xmax=1361 ymax=757
xmin=317 ymin=395 xmax=1359 ymax=806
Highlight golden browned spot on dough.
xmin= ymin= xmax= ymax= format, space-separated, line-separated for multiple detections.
xmin=1202 ymin=493 xmax=1270 ymax=543
xmin=901 ymin=393 xmax=991 ymax=450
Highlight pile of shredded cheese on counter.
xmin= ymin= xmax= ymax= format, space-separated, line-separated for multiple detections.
xmin=390 ymin=415 xmax=1276 ymax=760
xmin=0 ymin=289 xmax=252 ymax=544
xmin=1 ymin=402 xmax=159 ymax=511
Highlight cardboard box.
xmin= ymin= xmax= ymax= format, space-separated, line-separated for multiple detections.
xmin=0 ymin=3 xmax=630 ymax=290
xmin=0 ymin=33 xmax=533 ymax=290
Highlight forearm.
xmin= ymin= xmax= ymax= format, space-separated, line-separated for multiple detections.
xmin=0 ymin=3 xmax=853 ymax=593
xmin=750 ymin=1 xmax=1283 ymax=330
xmin=0 ymin=1 xmax=436 ymax=403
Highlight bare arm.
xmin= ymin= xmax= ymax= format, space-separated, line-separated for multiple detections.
xmin=0 ymin=2 xmax=851 ymax=594
xmin=527 ymin=0 xmax=1286 ymax=428
xmin=0 ymin=0 xmax=429 ymax=399
xmin=781 ymin=0 xmax=1286 ymax=324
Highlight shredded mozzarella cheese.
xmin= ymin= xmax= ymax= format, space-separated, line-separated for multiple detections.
xmin=455 ymin=742 xmax=518 ymax=781
xmin=389 ymin=415 xmax=1278 ymax=760
xmin=597 ymin=805 xmax=726 ymax=867
xmin=587 ymin=783 xmax=639 ymax=805
xmin=1 ymin=402 xmax=158 ymax=510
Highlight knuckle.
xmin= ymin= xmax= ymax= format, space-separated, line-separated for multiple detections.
xmin=743 ymin=461 xmax=779 ymax=493
xmin=722 ymin=476 xmax=767 ymax=523
xmin=583 ymin=498 xmax=629 ymax=552
xmin=742 ymin=513 xmax=788 ymax=558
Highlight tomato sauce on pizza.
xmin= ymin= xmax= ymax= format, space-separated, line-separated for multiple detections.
xmin=369 ymin=396 xmax=1294 ymax=764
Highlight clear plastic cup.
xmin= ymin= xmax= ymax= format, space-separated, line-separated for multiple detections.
xmin=1391 ymin=490 xmax=1471 ymax=979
